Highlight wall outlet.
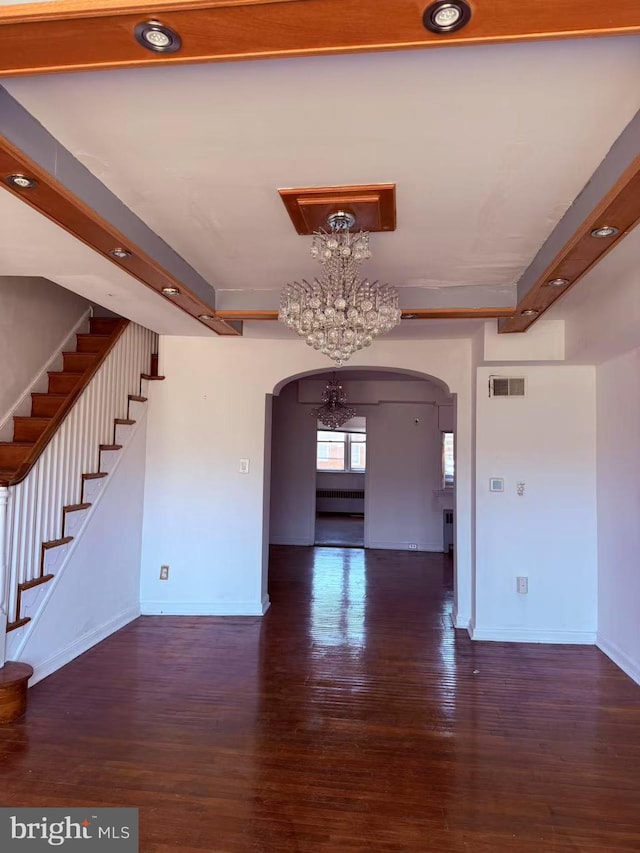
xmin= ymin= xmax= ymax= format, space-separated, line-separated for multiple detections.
xmin=160 ymin=565 xmax=169 ymax=580
xmin=408 ymin=543 xmax=418 ymax=550
xmin=517 ymin=576 xmax=528 ymax=594
xmin=516 ymin=482 xmax=525 ymax=496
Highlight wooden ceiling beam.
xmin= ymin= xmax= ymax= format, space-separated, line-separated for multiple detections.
xmin=500 ymin=110 xmax=640 ymax=333
xmin=216 ymin=307 xmax=516 ymax=321
xmin=2 ymin=0 xmax=640 ymax=77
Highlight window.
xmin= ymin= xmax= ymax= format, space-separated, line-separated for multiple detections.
xmin=442 ymin=431 xmax=454 ymax=488
xmin=317 ymin=430 xmax=366 ymax=472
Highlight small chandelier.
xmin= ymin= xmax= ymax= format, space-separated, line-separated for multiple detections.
xmin=312 ymin=374 xmax=356 ymax=430
xmin=279 ymin=211 xmax=401 ymax=365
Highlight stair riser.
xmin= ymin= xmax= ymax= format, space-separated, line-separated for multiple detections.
xmin=76 ymin=335 xmax=110 ymax=353
xmin=89 ymin=317 xmax=121 ymax=335
xmin=62 ymin=353 xmax=97 ymax=372
xmin=31 ymin=395 xmax=67 ymax=418
xmin=48 ymin=373 xmax=82 ymax=394
xmin=13 ymin=419 xmax=50 ymax=443
xmin=0 ymin=445 xmax=32 ymax=468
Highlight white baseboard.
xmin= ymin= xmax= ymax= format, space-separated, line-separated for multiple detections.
xmin=597 ymin=634 xmax=640 ymax=686
xmin=471 ymin=626 xmax=597 ymax=644
xmin=451 ymin=606 xmax=471 ymax=630
xmin=261 ymin=595 xmax=271 ymax=614
xmin=29 ymin=606 xmax=140 ymax=686
xmin=140 ymin=600 xmax=269 ymax=616
xmin=365 ymin=541 xmax=442 ymax=552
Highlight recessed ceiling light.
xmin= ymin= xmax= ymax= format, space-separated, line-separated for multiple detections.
xmin=546 ymin=278 xmax=569 ymax=287
xmin=134 ymin=20 xmax=182 ymax=53
xmin=5 ymin=173 xmax=37 ymax=189
xmin=109 ymin=247 xmax=131 ymax=259
xmin=590 ymin=225 xmax=619 ymax=238
xmin=162 ymin=286 xmax=180 ymax=296
xmin=423 ymin=1 xmax=471 ymax=33
xmin=521 ymin=309 xmax=539 ymax=316
xmin=198 ymin=314 xmax=215 ymax=321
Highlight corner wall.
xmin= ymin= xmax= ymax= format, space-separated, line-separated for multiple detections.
xmin=596 ymin=348 xmax=640 ymax=684
xmin=473 ymin=364 xmax=597 ymax=643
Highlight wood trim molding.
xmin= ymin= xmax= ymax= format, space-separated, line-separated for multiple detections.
xmin=279 ymin=184 xmax=396 ymax=235
xmin=2 ymin=1 xmax=640 ymax=78
xmin=500 ymin=153 xmax=640 ymax=333
xmin=216 ymin=307 xmax=516 ymax=321
xmin=0 ymin=136 xmax=239 ymax=337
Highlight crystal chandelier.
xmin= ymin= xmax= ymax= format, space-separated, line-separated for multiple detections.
xmin=279 ymin=211 xmax=401 ymax=365
xmin=311 ymin=374 xmax=357 ymax=430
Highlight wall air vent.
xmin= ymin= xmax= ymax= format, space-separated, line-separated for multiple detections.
xmin=489 ymin=376 xmax=526 ymax=397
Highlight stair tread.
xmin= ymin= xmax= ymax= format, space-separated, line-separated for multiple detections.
xmin=82 ymin=472 xmax=108 ymax=480
xmin=13 ymin=416 xmax=51 ymax=423
xmin=100 ymin=444 xmax=122 ymax=451
xmin=31 ymin=393 xmax=68 ymax=398
xmin=115 ymin=418 xmax=136 ymax=425
xmin=64 ymin=503 xmax=92 ymax=513
xmin=0 ymin=441 xmax=35 ymax=447
xmin=48 ymin=371 xmax=84 ymax=376
xmin=141 ymin=374 xmax=165 ymax=381
xmin=6 ymin=618 xmax=30 ymax=633
xmin=129 ymin=395 xmax=148 ymax=402
xmin=19 ymin=574 xmax=54 ymax=591
xmin=43 ymin=536 xmax=73 ymax=549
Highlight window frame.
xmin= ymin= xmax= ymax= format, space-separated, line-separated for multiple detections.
xmin=442 ymin=430 xmax=455 ymax=489
xmin=316 ymin=430 xmax=367 ymax=474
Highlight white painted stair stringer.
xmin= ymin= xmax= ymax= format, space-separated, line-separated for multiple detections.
xmin=6 ymin=395 xmax=149 ymax=662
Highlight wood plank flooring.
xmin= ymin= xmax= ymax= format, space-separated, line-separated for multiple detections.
xmin=315 ymin=513 xmax=365 ymax=547
xmin=1 ymin=546 xmax=639 ymax=851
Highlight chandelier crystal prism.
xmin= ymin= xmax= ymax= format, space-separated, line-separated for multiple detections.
xmin=279 ymin=211 xmax=401 ymax=365
xmin=311 ymin=374 xmax=357 ymax=430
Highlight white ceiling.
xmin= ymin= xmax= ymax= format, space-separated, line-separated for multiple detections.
xmin=5 ymin=35 xmax=640 ymax=312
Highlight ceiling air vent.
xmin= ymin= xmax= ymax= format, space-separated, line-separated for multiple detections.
xmin=489 ymin=376 xmax=526 ymax=398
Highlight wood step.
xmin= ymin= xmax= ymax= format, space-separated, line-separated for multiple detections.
xmin=43 ymin=536 xmax=73 ymax=551
xmin=0 ymin=442 xmax=34 ymax=469
xmin=128 ymin=395 xmax=148 ymax=403
xmin=31 ymin=393 xmax=68 ymax=418
xmin=62 ymin=351 xmax=98 ymax=372
xmin=100 ymin=444 xmax=122 ymax=452
xmin=141 ymin=374 xmax=165 ymax=381
xmin=63 ymin=502 xmax=92 ymax=514
xmin=48 ymin=371 xmax=83 ymax=394
xmin=75 ymin=333 xmax=111 ymax=353
xmin=114 ymin=419 xmax=136 ymax=426
xmin=6 ymin=617 xmax=30 ymax=633
xmin=13 ymin=416 xmax=51 ymax=443
xmin=82 ymin=472 xmax=108 ymax=480
xmin=90 ymin=316 xmax=122 ymax=335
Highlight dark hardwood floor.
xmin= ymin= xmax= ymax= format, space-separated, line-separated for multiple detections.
xmin=1 ymin=546 xmax=639 ymax=851
xmin=315 ymin=512 xmax=365 ymax=547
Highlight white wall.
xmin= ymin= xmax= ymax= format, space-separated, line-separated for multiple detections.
xmin=15 ymin=415 xmax=147 ymax=684
xmin=140 ymin=335 xmax=473 ymax=620
xmin=365 ymin=401 xmax=445 ymax=551
xmin=269 ymin=382 xmax=316 ymax=545
xmin=473 ymin=364 xmax=597 ymax=643
xmin=0 ymin=276 xmax=90 ymax=426
xmin=596 ymin=349 xmax=640 ymax=684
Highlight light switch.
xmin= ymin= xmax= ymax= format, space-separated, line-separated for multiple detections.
xmin=239 ymin=458 xmax=250 ymax=474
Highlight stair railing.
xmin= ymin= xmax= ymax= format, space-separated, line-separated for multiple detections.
xmin=0 ymin=321 xmax=157 ymax=663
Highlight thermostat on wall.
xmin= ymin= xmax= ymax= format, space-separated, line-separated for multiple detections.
xmin=489 ymin=478 xmax=504 ymax=492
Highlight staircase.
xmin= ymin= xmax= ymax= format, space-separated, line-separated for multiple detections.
xmin=0 ymin=318 xmax=161 ymax=664
xmin=0 ymin=317 xmax=126 ymax=482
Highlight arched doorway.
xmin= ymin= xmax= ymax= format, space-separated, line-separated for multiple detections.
xmin=264 ymin=364 xmax=469 ymax=629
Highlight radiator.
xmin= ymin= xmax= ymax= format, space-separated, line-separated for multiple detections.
xmin=316 ymin=489 xmax=365 ymax=514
